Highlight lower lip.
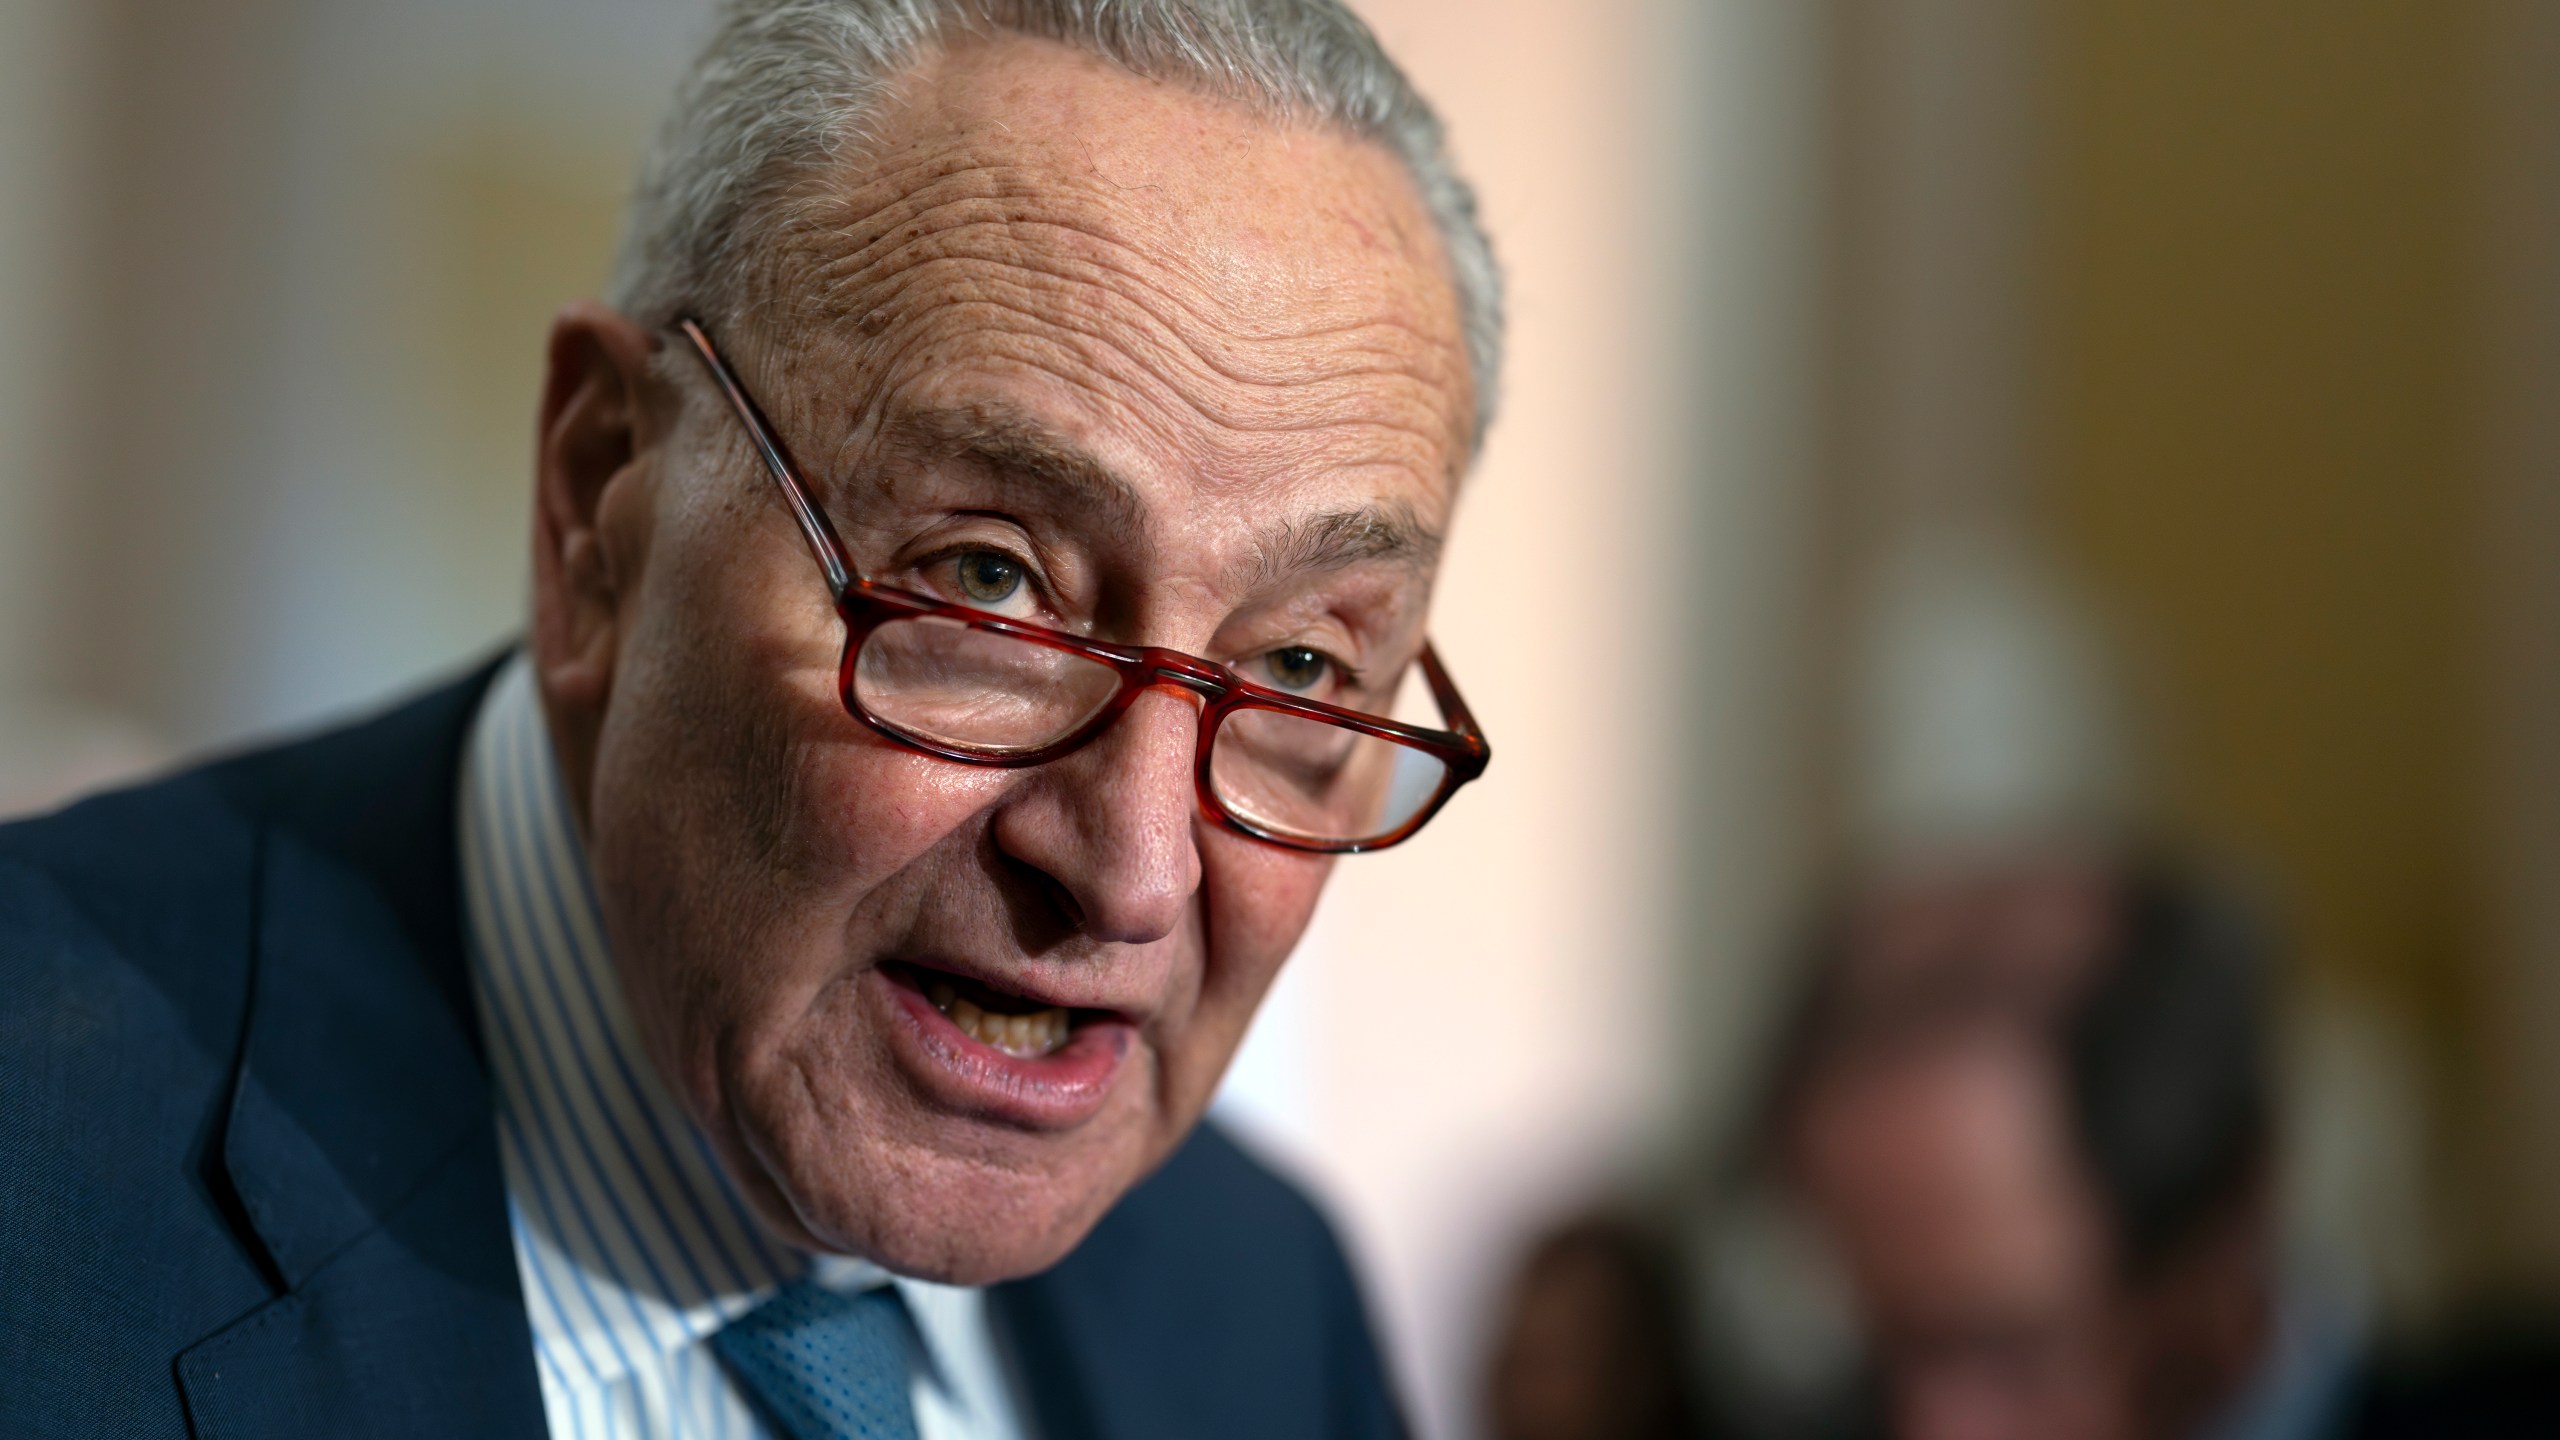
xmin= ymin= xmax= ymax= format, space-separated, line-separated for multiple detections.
xmin=872 ymin=968 xmax=1134 ymax=1130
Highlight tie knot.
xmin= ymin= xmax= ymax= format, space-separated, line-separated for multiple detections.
xmin=713 ymin=1277 xmax=920 ymax=1440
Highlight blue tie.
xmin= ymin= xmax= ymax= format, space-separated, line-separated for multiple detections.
xmin=712 ymin=1277 xmax=921 ymax=1440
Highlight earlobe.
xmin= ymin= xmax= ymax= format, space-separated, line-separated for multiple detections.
xmin=530 ymin=302 xmax=663 ymax=711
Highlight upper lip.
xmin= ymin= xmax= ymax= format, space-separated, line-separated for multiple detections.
xmin=888 ymin=954 xmax=1147 ymax=1023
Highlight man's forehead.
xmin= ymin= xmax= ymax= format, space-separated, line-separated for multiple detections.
xmin=874 ymin=34 xmax=1442 ymax=275
xmin=757 ymin=31 xmax=1477 ymax=477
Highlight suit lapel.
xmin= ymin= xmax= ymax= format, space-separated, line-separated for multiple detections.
xmin=993 ymin=1271 xmax=1110 ymax=1440
xmin=176 ymin=660 xmax=546 ymax=1439
xmin=986 ymin=1125 xmax=1399 ymax=1440
xmin=176 ymin=1117 xmax=544 ymax=1439
xmin=992 ymin=1240 xmax=1280 ymax=1440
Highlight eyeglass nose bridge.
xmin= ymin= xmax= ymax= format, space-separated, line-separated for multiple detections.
xmin=1130 ymin=650 xmax=1232 ymax=702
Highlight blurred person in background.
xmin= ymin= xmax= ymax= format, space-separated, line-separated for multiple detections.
xmin=1486 ymin=851 xmax=2560 ymax=1440
xmin=1775 ymin=854 xmax=2560 ymax=1440
xmin=0 ymin=1 xmax=1500 ymax=1436
xmin=1779 ymin=857 xmax=2288 ymax=1440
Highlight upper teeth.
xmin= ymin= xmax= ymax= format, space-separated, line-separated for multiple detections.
xmin=928 ymin=979 xmax=1071 ymax=1058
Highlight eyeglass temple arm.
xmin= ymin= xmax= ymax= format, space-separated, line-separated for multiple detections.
xmin=674 ymin=317 xmax=856 ymax=597
xmin=1419 ymin=643 xmax=1486 ymax=752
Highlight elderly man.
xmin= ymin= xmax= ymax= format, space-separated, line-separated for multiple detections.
xmin=0 ymin=3 xmax=1497 ymax=1436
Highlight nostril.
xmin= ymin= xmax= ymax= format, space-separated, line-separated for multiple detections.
xmin=990 ymin=837 xmax=1085 ymax=953
xmin=1036 ymin=864 xmax=1087 ymax=933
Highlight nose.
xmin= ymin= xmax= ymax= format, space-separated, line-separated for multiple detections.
xmin=988 ymin=685 xmax=1204 ymax=947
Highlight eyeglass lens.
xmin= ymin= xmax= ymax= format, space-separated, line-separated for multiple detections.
xmin=853 ymin=616 xmax=1122 ymax=754
xmin=848 ymin=614 xmax=1451 ymax=846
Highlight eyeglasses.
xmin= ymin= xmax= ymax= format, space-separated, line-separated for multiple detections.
xmin=672 ymin=318 xmax=1490 ymax=854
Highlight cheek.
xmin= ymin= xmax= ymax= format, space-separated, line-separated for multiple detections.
xmin=680 ymin=734 xmax=1023 ymax=1042
xmin=1193 ymin=841 xmax=1333 ymax=1021
xmin=797 ymin=737 xmax=1016 ymax=895
xmin=590 ymin=570 xmax=1015 ymax=1041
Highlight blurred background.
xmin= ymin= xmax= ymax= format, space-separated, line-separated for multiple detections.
xmin=2 ymin=1 xmax=2555 ymax=1437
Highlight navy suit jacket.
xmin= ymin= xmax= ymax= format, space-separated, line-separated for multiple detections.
xmin=0 ymin=662 xmax=1406 ymax=1440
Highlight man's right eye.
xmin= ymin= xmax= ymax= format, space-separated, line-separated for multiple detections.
xmin=953 ymin=550 xmax=1026 ymax=607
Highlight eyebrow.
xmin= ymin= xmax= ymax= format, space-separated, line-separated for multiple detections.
xmin=889 ymin=404 xmax=1146 ymax=530
xmin=1253 ymin=502 xmax=1443 ymax=580
xmin=888 ymin=401 xmax=1442 ymax=580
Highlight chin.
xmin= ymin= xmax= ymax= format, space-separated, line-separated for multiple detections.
xmin=823 ymin=1161 xmax=1123 ymax=1284
xmin=702 ymin=954 xmax=1222 ymax=1284
xmin=790 ymin=1133 xmax=1164 ymax=1285
xmin=730 ymin=1069 xmax=1180 ymax=1286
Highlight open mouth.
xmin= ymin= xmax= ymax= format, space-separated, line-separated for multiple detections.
xmin=881 ymin=961 xmax=1114 ymax=1061
xmin=870 ymin=959 xmax=1136 ymax=1130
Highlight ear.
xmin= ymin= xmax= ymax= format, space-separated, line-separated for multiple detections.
xmin=530 ymin=302 xmax=664 ymax=714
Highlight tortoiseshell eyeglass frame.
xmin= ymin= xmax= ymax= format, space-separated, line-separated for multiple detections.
xmin=672 ymin=317 xmax=1490 ymax=855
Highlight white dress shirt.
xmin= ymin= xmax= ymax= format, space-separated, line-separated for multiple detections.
xmin=458 ymin=656 xmax=1033 ymax=1440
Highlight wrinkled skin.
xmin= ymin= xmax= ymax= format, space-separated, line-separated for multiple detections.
xmin=524 ymin=34 xmax=1474 ymax=1284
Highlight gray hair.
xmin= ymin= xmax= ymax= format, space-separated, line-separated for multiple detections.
xmin=608 ymin=0 xmax=1503 ymax=446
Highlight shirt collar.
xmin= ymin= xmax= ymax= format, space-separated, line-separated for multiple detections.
xmin=459 ymin=655 xmax=976 ymax=1394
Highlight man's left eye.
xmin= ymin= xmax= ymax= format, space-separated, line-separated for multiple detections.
xmin=1259 ymin=646 xmax=1332 ymax=693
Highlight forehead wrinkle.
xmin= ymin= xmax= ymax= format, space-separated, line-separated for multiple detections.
xmin=795 ymin=156 xmax=1441 ymax=348
xmin=839 ymin=223 xmax=1460 ymax=400
xmin=786 ymin=97 xmax=1450 ymax=322
xmin=836 ymin=265 xmax=1465 ymax=483
xmin=773 ymin=159 xmax=1470 ymax=460
xmin=798 ymin=196 xmax=1463 ymax=413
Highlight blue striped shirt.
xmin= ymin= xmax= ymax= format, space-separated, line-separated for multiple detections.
xmin=459 ymin=656 xmax=1032 ymax=1440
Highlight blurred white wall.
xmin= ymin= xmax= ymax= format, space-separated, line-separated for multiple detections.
xmin=0 ymin=0 xmax=85 ymax=690
xmin=0 ymin=0 xmax=143 ymax=813
xmin=148 ymin=0 xmax=702 ymax=736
